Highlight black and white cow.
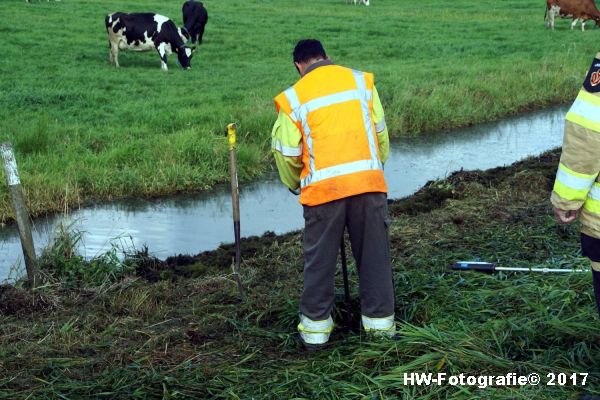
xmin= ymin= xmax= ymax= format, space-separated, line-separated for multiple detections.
xmin=182 ymin=1 xmax=208 ymax=45
xmin=105 ymin=12 xmax=194 ymax=71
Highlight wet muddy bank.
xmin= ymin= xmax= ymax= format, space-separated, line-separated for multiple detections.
xmin=130 ymin=148 xmax=562 ymax=281
xmin=1 ymin=148 xmax=564 ymax=318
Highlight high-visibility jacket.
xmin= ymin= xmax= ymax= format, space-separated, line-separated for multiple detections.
xmin=274 ymin=63 xmax=387 ymax=206
xmin=551 ymin=52 xmax=600 ymax=240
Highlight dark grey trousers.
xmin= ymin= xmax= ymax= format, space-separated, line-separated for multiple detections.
xmin=300 ymin=192 xmax=395 ymax=321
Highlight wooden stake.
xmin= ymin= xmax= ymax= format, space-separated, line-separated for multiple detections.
xmin=1 ymin=142 xmax=39 ymax=287
xmin=227 ymin=124 xmax=246 ymax=301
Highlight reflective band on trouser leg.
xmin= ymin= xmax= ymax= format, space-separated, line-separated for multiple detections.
xmin=584 ymin=183 xmax=600 ymax=214
xmin=553 ymin=163 xmax=598 ymax=201
xmin=298 ymin=314 xmax=333 ymax=345
xmin=361 ymin=314 xmax=395 ymax=336
xmin=566 ymin=91 xmax=600 ymax=132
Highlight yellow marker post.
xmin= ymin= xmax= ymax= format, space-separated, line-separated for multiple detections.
xmin=227 ymin=123 xmax=246 ymax=301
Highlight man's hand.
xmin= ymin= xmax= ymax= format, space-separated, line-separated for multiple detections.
xmin=552 ymin=206 xmax=578 ymax=224
xmin=289 ymin=188 xmax=300 ymax=196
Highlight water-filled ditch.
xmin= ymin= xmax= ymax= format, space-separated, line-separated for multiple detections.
xmin=0 ymin=105 xmax=568 ymax=281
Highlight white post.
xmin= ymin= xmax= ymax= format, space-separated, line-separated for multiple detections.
xmin=1 ymin=142 xmax=39 ymax=287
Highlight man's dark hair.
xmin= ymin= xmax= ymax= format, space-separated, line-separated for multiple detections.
xmin=293 ymin=39 xmax=327 ymax=64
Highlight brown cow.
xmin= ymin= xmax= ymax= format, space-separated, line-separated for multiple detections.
xmin=545 ymin=0 xmax=600 ymax=31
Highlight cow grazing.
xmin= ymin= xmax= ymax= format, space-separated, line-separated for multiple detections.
xmin=182 ymin=1 xmax=208 ymax=45
xmin=545 ymin=0 xmax=600 ymax=31
xmin=346 ymin=0 xmax=370 ymax=5
xmin=105 ymin=12 xmax=194 ymax=71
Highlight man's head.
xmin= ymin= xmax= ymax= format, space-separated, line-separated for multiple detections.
xmin=293 ymin=39 xmax=328 ymax=76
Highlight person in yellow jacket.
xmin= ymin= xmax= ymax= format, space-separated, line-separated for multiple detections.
xmin=551 ymin=51 xmax=600 ymax=314
xmin=271 ymin=39 xmax=395 ymax=348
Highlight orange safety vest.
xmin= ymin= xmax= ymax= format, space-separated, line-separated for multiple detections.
xmin=274 ymin=64 xmax=387 ymax=206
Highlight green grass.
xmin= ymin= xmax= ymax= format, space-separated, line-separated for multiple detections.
xmin=0 ymin=0 xmax=599 ymax=222
xmin=1 ymin=149 xmax=599 ymax=398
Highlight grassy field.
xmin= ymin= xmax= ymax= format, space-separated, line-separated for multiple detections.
xmin=0 ymin=0 xmax=599 ymax=222
xmin=1 ymin=149 xmax=599 ymax=398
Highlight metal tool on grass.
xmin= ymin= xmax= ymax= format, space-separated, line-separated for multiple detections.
xmin=227 ymin=123 xmax=246 ymax=301
xmin=340 ymin=236 xmax=352 ymax=332
xmin=452 ymin=261 xmax=587 ymax=273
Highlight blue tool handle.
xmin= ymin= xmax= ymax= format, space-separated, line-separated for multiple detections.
xmin=452 ymin=261 xmax=496 ymax=272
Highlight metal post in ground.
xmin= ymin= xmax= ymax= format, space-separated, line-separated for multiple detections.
xmin=340 ymin=235 xmax=352 ymax=332
xmin=226 ymin=123 xmax=246 ymax=301
xmin=0 ymin=142 xmax=39 ymax=287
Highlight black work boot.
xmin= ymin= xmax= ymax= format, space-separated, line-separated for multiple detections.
xmin=296 ymin=333 xmax=329 ymax=352
xmin=592 ymin=270 xmax=600 ymax=318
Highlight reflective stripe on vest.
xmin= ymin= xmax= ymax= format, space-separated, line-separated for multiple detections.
xmin=282 ymin=70 xmax=382 ymax=189
xmin=566 ymin=90 xmax=600 ymax=132
xmin=584 ymin=183 xmax=600 ymax=215
xmin=553 ymin=162 xmax=598 ymax=201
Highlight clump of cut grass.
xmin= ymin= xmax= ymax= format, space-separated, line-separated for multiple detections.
xmin=38 ymin=222 xmax=134 ymax=287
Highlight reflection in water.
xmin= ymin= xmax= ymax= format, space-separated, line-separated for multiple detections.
xmin=0 ymin=106 xmax=568 ymax=281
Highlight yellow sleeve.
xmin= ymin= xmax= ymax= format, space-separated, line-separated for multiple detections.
xmin=372 ymin=86 xmax=389 ymax=163
xmin=271 ymin=111 xmax=303 ymax=190
xmin=551 ymin=89 xmax=600 ymax=211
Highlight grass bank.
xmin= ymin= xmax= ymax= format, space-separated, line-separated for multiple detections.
xmin=1 ymin=149 xmax=599 ymax=398
xmin=1 ymin=0 xmax=599 ymax=221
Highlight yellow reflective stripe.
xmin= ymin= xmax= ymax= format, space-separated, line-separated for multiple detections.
xmin=559 ymin=163 xmax=599 ymax=181
xmin=556 ymin=163 xmax=598 ymax=192
xmin=297 ymin=323 xmax=334 ymax=334
xmin=584 ymin=199 xmax=600 ymax=214
xmin=566 ymin=91 xmax=600 ymax=133
xmin=566 ymin=112 xmax=600 ymax=132
xmin=579 ymin=90 xmax=600 ymax=107
xmin=361 ymin=314 xmax=395 ymax=331
xmin=298 ymin=315 xmax=333 ymax=334
xmin=584 ymin=184 xmax=600 ymax=214
xmin=553 ymin=180 xmax=590 ymax=201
